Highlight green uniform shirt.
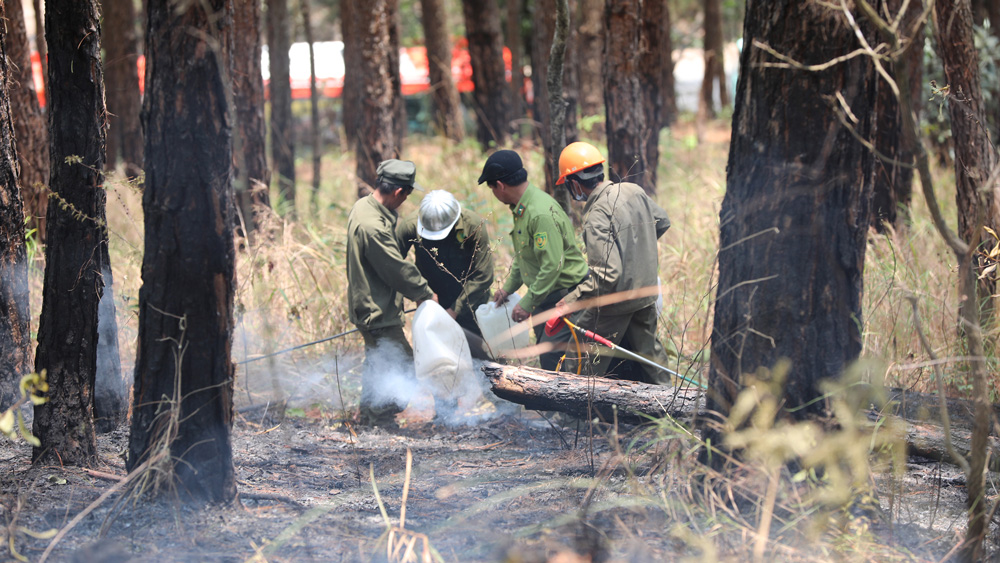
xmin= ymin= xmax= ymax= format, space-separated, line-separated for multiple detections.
xmin=564 ymin=180 xmax=670 ymax=315
xmin=501 ymin=184 xmax=588 ymax=312
xmin=396 ymin=208 xmax=494 ymax=326
xmin=347 ymin=195 xmax=434 ymax=330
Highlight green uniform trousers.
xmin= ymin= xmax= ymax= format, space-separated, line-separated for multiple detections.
xmin=577 ymin=304 xmax=669 ymax=384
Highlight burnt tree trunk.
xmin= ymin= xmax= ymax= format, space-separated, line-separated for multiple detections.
xmin=706 ymin=2 xmax=877 ymax=435
xmin=698 ymin=0 xmax=727 ymax=119
xmin=267 ymin=0 xmax=295 ymax=215
xmin=128 ymin=0 xmax=237 ymax=505
xmin=934 ymin=0 xmax=999 ymax=307
xmin=102 ymin=0 xmax=143 ymax=179
xmin=0 ymin=24 xmax=32 ymax=410
xmin=32 ymin=0 xmax=110 ymax=467
xmin=421 ymin=0 xmax=465 ymax=142
xmin=233 ymin=0 xmax=272 ymax=235
xmin=341 ymin=0 xmax=361 ymax=149
xmin=604 ymin=0 xmax=658 ymax=194
xmin=871 ymin=0 xmax=924 ymax=231
xmin=576 ymin=0 xmax=604 ymax=137
xmin=355 ymin=0 xmax=402 ymax=197
xmin=462 ymin=0 xmax=512 ymax=149
xmin=5 ymin=0 xmax=49 ymax=242
xmin=387 ymin=0 xmax=406 ymax=150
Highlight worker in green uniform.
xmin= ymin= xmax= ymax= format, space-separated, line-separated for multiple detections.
xmin=478 ymin=150 xmax=589 ymax=371
xmin=555 ymin=142 xmax=672 ymax=384
xmin=347 ymin=159 xmax=438 ymax=427
xmin=397 ymin=190 xmax=494 ymax=359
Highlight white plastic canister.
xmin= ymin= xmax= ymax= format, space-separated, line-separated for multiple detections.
xmin=474 ymin=293 xmax=530 ymax=359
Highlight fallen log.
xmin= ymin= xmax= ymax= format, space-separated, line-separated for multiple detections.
xmin=481 ymin=362 xmax=1000 ymax=470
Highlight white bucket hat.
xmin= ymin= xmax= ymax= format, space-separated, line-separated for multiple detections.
xmin=417 ymin=190 xmax=462 ymax=240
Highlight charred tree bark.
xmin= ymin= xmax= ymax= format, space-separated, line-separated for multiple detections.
xmin=462 ymin=0 xmax=512 ymax=149
xmin=576 ymin=0 xmax=604 ymax=137
xmin=934 ymin=0 xmax=999 ymax=308
xmin=128 ymin=0 xmax=237 ymax=505
xmin=102 ymin=0 xmax=143 ymax=179
xmin=341 ymin=0 xmax=361 ymax=149
xmin=698 ymin=0 xmax=727 ymax=119
xmin=354 ymin=0 xmax=402 ymax=197
xmin=421 ymin=0 xmax=465 ymax=142
xmin=32 ymin=0 xmax=110 ymax=467
xmin=5 ymin=0 xmax=49 ymax=242
xmin=482 ymin=363 xmax=702 ymax=424
xmin=604 ymin=0 xmax=659 ymax=194
xmin=706 ymin=2 xmax=877 ymax=436
xmin=267 ymin=0 xmax=295 ymax=215
xmin=233 ymin=0 xmax=272 ymax=235
xmin=387 ymin=0 xmax=406 ymax=151
xmin=638 ymin=0 xmax=664 ymax=186
xmin=32 ymin=0 xmax=47 ymax=93
xmin=871 ymin=0 xmax=924 ymax=231
xmin=0 ymin=25 xmax=32 ymax=410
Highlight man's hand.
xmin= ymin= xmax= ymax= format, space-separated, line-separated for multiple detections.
xmin=417 ymin=293 xmax=439 ymax=306
xmin=511 ymin=303 xmax=530 ymax=323
xmin=446 ymin=307 xmax=457 ymax=319
xmin=492 ymin=288 xmax=510 ymax=305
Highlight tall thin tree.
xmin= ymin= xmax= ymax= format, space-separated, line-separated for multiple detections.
xmin=698 ymin=0 xmax=728 ymax=119
xmin=462 ymin=0 xmax=513 ymax=149
xmin=421 ymin=0 xmax=465 ymax=142
xmin=103 ymin=0 xmax=144 ymax=179
xmin=341 ymin=0 xmax=362 ymax=149
xmin=301 ymin=0 xmax=322 ymax=214
xmin=267 ymin=0 xmax=296 ymax=215
xmin=5 ymin=0 xmax=49 ymax=242
xmin=0 ymin=15 xmax=32 ymax=410
xmin=507 ymin=0 xmax=526 ymax=129
xmin=233 ymin=0 xmax=272 ymax=236
xmin=354 ymin=0 xmax=402 ymax=196
xmin=33 ymin=0 xmax=110 ymax=466
xmin=576 ymin=0 xmax=604 ymax=137
xmin=533 ymin=0 xmax=579 ymax=197
xmin=128 ymin=0 xmax=237 ymax=504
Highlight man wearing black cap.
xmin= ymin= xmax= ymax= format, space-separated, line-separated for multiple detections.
xmin=347 ymin=159 xmax=438 ymax=427
xmin=478 ymin=150 xmax=588 ymax=371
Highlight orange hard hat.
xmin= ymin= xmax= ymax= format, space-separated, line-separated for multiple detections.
xmin=557 ymin=141 xmax=606 ymax=185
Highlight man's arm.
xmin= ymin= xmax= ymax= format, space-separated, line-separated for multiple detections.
xmin=518 ymin=214 xmax=567 ymax=312
xmin=364 ymin=226 xmax=434 ymax=302
xmin=453 ymin=220 xmax=495 ymax=317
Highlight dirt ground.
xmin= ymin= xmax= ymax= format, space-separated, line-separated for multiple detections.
xmin=0 ymin=356 xmax=984 ymax=562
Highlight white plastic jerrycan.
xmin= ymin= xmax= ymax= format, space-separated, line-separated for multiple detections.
xmin=412 ymin=300 xmax=475 ymax=396
xmin=474 ymin=293 xmax=531 ymax=359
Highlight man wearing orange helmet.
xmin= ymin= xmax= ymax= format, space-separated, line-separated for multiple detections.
xmin=555 ymin=142 xmax=672 ymax=384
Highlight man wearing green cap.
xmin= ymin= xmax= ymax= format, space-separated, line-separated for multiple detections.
xmin=347 ymin=159 xmax=438 ymax=427
xmin=479 ymin=150 xmax=588 ymax=371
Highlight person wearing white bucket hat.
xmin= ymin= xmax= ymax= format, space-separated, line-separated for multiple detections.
xmin=398 ymin=190 xmax=494 ymax=359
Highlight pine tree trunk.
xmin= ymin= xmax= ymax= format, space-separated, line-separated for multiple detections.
xmin=233 ymin=0 xmax=272 ymax=235
xmin=507 ymin=0 xmax=526 ymax=127
xmin=604 ymin=0 xmax=658 ymax=194
xmin=341 ymin=0 xmax=361 ymax=149
xmin=301 ymin=0 xmax=321 ymax=214
xmin=462 ymin=0 xmax=512 ymax=149
xmin=707 ymin=1 xmax=877 ymax=430
xmin=661 ymin=1 xmax=677 ymax=127
xmin=128 ymin=0 xmax=237 ymax=505
xmin=33 ymin=0 xmax=110 ymax=467
xmin=871 ymin=0 xmax=923 ymax=231
xmin=103 ymin=0 xmax=144 ymax=179
xmin=32 ymin=0 xmax=47 ymax=92
xmin=387 ymin=0 xmax=406 ymax=150
xmin=638 ymin=0 xmax=664 ymax=188
xmin=267 ymin=0 xmax=295 ymax=215
xmin=355 ymin=0 xmax=402 ymax=197
xmin=576 ymin=0 xmax=604 ymax=137
xmin=699 ymin=0 xmax=725 ymax=118
xmin=934 ymin=0 xmax=1000 ymax=307
xmin=5 ymin=0 xmax=48 ymax=243
xmin=0 ymin=22 xmax=32 ymax=410
xmin=421 ymin=0 xmax=465 ymax=142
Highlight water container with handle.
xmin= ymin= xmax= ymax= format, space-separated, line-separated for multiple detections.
xmin=474 ymin=293 xmax=530 ymax=359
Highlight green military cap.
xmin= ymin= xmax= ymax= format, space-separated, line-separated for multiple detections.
xmin=376 ymin=159 xmax=423 ymax=191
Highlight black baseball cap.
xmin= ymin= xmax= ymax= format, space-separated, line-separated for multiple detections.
xmin=477 ymin=150 xmax=525 ymax=184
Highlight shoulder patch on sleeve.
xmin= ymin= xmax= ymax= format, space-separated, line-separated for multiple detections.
xmin=534 ymin=232 xmax=548 ymax=249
